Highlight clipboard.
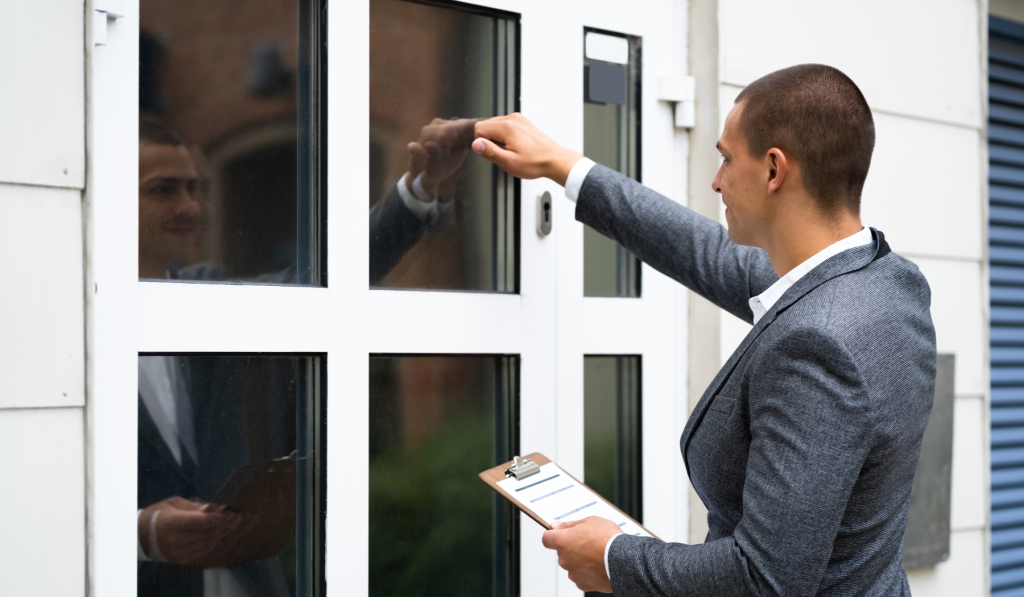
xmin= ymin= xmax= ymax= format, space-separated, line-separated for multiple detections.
xmin=479 ymin=452 xmax=659 ymax=539
xmin=205 ymin=453 xmax=298 ymax=565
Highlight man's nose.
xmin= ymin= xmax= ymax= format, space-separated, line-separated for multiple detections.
xmin=711 ymin=167 xmax=723 ymax=194
xmin=176 ymin=190 xmax=201 ymax=217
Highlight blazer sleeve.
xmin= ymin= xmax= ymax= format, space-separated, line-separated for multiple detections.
xmin=369 ymin=182 xmax=432 ymax=285
xmin=606 ymin=327 xmax=874 ymax=597
xmin=575 ymin=163 xmax=777 ymax=323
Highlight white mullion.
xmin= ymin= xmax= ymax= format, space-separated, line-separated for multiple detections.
xmin=138 ymin=282 xmax=330 ymax=353
xmin=325 ymin=0 xmax=368 ymax=595
xmin=366 ymin=290 xmax=523 ymax=354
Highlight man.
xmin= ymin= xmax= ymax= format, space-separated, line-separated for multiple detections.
xmin=472 ymin=64 xmax=935 ymax=596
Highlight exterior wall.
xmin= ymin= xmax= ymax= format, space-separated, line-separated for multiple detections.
xmin=0 ymin=1 xmax=87 ymax=596
xmin=711 ymin=0 xmax=989 ymax=594
xmin=992 ymin=0 xmax=1024 ymax=26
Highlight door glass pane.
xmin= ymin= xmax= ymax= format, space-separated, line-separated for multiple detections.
xmin=369 ymin=0 xmax=518 ymax=292
xmin=137 ymin=355 xmax=323 ymax=596
xmin=583 ymin=30 xmax=641 ymax=297
xmin=139 ymin=0 xmax=323 ymax=284
xmin=584 ymin=356 xmax=642 ymax=520
xmin=369 ymin=355 xmax=518 ymax=597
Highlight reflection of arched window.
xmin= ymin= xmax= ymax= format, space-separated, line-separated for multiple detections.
xmin=205 ymin=120 xmax=298 ymax=279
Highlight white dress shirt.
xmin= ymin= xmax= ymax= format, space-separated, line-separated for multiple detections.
xmin=561 ymin=156 xmax=874 ymax=582
xmin=748 ymin=225 xmax=873 ymax=324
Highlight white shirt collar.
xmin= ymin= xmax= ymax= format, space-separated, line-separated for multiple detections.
xmin=749 ymin=227 xmax=874 ymax=325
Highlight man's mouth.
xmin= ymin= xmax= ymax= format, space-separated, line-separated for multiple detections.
xmin=163 ymin=225 xmax=195 ymax=237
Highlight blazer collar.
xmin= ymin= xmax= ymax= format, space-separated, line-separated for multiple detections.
xmin=682 ymin=228 xmax=891 ymax=468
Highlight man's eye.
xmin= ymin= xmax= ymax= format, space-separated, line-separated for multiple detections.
xmin=149 ymin=184 xmax=177 ymax=195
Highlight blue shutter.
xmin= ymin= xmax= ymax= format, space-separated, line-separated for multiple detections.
xmin=990 ymin=16 xmax=1024 ymax=597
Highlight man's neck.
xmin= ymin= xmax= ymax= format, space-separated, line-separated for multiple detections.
xmin=762 ymin=213 xmax=864 ymax=278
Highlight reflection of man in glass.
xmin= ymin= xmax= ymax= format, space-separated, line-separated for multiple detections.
xmin=138 ymin=121 xmax=204 ymax=279
xmin=138 ymin=124 xmax=299 ymax=595
xmin=137 ymin=355 xmax=298 ymax=597
xmin=369 ymin=117 xmax=478 ymax=283
xmin=139 ymin=117 xmax=477 ymax=285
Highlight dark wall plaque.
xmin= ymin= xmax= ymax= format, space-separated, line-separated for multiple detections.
xmin=903 ymin=354 xmax=955 ymax=569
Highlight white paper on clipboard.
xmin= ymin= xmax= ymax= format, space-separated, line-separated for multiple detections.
xmin=496 ymin=462 xmax=652 ymax=537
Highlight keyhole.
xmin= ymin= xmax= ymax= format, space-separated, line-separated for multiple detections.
xmin=544 ymin=201 xmax=551 ymax=223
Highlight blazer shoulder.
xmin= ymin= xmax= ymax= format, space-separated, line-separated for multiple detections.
xmin=820 ymin=250 xmax=932 ymax=321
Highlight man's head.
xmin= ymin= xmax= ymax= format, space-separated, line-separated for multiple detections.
xmin=713 ymin=64 xmax=874 ymax=247
xmin=139 ymin=120 xmax=201 ymax=278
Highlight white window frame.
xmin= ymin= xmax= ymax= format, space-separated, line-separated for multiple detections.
xmin=88 ymin=1 xmax=689 ymax=596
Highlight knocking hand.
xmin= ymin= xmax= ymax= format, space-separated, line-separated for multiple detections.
xmin=138 ymin=496 xmax=242 ymax=567
xmin=406 ymin=118 xmax=479 ymax=197
xmin=473 ymin=113 xmax=582 ymax=186
xmin=541 ymin=516 xmax=623 ymax=593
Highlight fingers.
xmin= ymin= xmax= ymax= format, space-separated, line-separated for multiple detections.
xmin=474 ymin=118 xmax=513 ymax=145
xmin=164 ymin=496 xmax=203 ymax=511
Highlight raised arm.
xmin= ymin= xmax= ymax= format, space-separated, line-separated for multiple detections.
xmin=473 ymin=113 xmax=777 ymax=323
xmin=576 ymin=163 xmax=775 ymax=322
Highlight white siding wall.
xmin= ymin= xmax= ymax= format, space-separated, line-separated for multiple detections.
xmin=715 ymin=1 xmax=988 ymax=594
xmin=0 ymin=1 xmax=87 ymax=596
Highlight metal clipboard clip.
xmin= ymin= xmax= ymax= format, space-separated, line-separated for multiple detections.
xmin=505 ymin=455 xmax=541 ymax=480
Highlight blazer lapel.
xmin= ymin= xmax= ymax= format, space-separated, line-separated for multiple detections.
xmin=681 ymin=228 xmax=891 ymax=469
xmin=138 ymin=394 xmax=196 ymax=492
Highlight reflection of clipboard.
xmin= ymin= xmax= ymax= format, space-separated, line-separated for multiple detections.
xmin=479 ymin=452 xmax=658 ymax=539
xmin=157 ymin=453 xmax=299 ymax=576
xmin=207 ymin=452 xmax=298 ymax=565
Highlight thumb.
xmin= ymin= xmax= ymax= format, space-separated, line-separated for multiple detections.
xmin=541 ymin=528 xmax=563 ymax=550
xmin=407 ymin=142 xmax=427 ymax=178
xmin=555 ymin=519 xmax=584 ymax=530
xmin=472 ymin=138 xmax=517 ymax=171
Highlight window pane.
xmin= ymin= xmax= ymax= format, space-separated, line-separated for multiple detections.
xmin=137 ymin=355 xmax=323 ymax=596
xmin=370 ymin=355 xmax=518 ymax=597
xmin=139 ymin=0 xmax=323 ymax=284
xmin=583 ymin=30 xmax=641 ymax=297
xmin=369 ymin=0 xmax=518 ymax=292
xmin=584 ymin=356 xmax=642 ymax=520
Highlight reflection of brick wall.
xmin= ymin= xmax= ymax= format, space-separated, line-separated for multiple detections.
xmin=396 ymin=357 xmax=492 ymax=448
xmin=370 ymin=0 xmax=447 ymax=185
xmin=141 ymin=0 xmax=298 ymax=148
xmin=370 ymin=0 xmax=503 ymax=291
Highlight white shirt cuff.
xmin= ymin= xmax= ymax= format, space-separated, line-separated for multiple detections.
xmin=396 ymin=173 xmax=441 ymax=222
xmin=604 ymin=532 xmax=624 ymax=583
xmin=563 ymin=157 xmax=597 ymax=203
xmin=137 ymin=510 xmax=150 ymax=561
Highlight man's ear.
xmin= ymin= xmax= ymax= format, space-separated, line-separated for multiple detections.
xmin=766 ymin=148 xmax=788 ymax=196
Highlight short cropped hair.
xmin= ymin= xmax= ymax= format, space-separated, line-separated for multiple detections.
xmin=139 ymin=119 xmax=184 ymax=147
xmin=734 ymin=64 xmax=875 ymax=216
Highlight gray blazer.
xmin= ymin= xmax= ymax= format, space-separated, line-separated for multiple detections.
xmin=577 ymin=164 xmax=936 ymax=596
